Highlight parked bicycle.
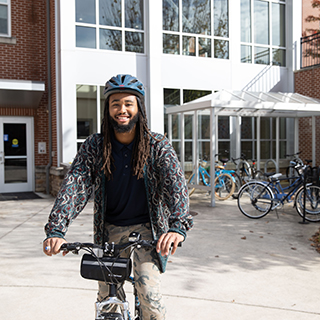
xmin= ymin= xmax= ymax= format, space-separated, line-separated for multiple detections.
xmin=285 ymin=151 xmax=304 ymax=179
xmin=60 ymin=232 xmax=169 ymax=320
xmin=237 ymin=162 xmax=320 ymax=222
xmin=187 ymin=160 xmax=235 ymax=200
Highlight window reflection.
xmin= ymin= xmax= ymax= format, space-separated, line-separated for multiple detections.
xmin=241 ymin=45 xmax=252 ymax=63
xmin=125 ymin=31 xmax=144 ymax=53
xmin=182 ymin=0 xmax=211 ymax=35
xmin=272 ymin=48 xmax=286 ymax=66
xmin=214 ymin=0 xmax=228 ymax=37
xmin=76 ymin=85 xmax=97 ymax=139
xmin=183 ymin=36 xmax=196 ymax=56
xmin=214 ymin=39 xmax=229 ymax=59
xmin=163 ymin=34 xmax=180 ymax=54
xmin=254 ymin=46 xmax=269 ymax=64
xmin=272 ymin=3 xmax=285 ymax=47
xmin=0 ymin=4 xmax=8 ymax=34
xmin=241 ymin=0 xmax=251 ymax=42
xmin=199 ymin=38 xmax=211 ymax=57
xmin=99 ymin=0 xmax=121 ymax=27
xmin=76 ymin=0 xmax=96 ymax=24
xmin=125 ymin=0 xmax=144 ymax=29
xmin=100 ymin=29 xmax=122 ymax=51
xmin=76 ymin=26 xmax=96 ymax=48
xmin=254 ymin=0 xmax=269 ymax=45
xmin=163 ymin=0 xmax=179 ymax=32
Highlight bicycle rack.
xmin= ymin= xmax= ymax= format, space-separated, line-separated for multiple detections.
xmin=264 ymin=159 xmax=278 ymax=173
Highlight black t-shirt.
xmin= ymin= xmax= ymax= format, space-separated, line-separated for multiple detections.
xmin=105 ymin=135 xmax=150 ymax=226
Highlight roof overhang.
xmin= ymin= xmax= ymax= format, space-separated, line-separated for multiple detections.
xmin=0 ymin=79 xmax=45 ymax=108
xmin=165 ymin=90 xmax=320 ymax=118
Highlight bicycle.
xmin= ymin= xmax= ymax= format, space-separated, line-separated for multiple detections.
xmin=187 ymin=160 xmax=235 ymax=200
xmin=232 ymin=154 xmax=264 ymax=182
xmin=237 ymin=163 xmax=320 ymax=222
xmin=285 ymin=152 xmax=304 ymax=179
xmin=60 ymin=232 xmax=164 ymax=320
xmin=231 ymin=154 xmax=253 ymax=183
xmin=217 ymin=156 xmax=242 ymax=198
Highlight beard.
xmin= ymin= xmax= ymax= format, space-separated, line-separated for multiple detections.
xmin=109 ymin=112 xmax=139 ymax=133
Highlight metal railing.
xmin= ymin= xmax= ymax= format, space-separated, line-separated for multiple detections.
xmin=301 ymin=32 xmax=320 ymax=69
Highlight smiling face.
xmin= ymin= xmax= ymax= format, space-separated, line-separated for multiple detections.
xmin=108 ymin=92 xmax=139 ymax=134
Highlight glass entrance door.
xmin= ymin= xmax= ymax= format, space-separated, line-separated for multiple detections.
xmin=0 ymin=117 xmax=34 ymax=193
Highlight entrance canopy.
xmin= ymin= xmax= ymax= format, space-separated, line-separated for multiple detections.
xmin=0 ymin=79 xmax=45 ymax=108
xmin=165 ymin=90 xmax=320 ymax=207
xmin=166 ymin=90 xmax=320 ymax=118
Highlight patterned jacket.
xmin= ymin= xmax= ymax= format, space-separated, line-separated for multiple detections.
xmin=44 ymin=132 xmax=193 ymax=272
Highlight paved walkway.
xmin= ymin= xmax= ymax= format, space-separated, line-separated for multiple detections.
xmin=1 ymin=192 xmax=320 ymax=319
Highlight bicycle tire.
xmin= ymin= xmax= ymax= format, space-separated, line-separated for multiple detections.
xmin=295 ymin=185 xmax=320 ymax=222
xmin=231 ymin=171 xmax=242 ymax=198
xmin=237 ymin=181 xmax=273 ymax=218
xmin=187 ymin=173 xmax=196 ymax=196
xmin=237 ymin=160 xmax=252 ymax=183
xmin=214 ymin=173 xmax=235 ymax=200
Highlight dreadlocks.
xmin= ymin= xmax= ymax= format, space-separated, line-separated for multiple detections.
xmin=101 ymin=96 xmax=159 ymax=180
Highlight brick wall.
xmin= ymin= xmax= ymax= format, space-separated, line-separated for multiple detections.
xmin=0 ymin=0 xmax=57 ymax=193
xmin=294 ymin=66 xmax=320 ymax=166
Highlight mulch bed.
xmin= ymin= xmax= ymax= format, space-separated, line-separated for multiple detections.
xmin=309 ymin=229 xmax=320 ymax=254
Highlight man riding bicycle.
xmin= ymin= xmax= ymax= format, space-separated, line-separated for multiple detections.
xmin=43 ymin=74 xmax=193 ymax=319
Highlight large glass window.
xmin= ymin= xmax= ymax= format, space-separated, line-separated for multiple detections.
xmin=76 ymin=85 xmax=98 ymax=143
xmin=163 ymin=0 xmax=229 ymax=59
xmin=164 ymin=89 xmax=211 ymax=164
xmin=0 ymin=0 xmax=9 ymax=36
xmin=241 ymin=116 xmax=289 ymax=161
xmin=240 ymin=0 xmax=286 ymax=66
xmin=75 ymin=0 xmax=145 ymax=53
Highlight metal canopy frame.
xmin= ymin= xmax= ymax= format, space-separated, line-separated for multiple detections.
xmin=165 ymin=90 xmax=320 ymax=207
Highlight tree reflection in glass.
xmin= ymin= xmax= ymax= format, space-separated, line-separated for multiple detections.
xmin=99 ymin=0 xmax=121 ymax=27
xmin=214 ymin=0 xmax=228 ymax=37
xmin=125 ymin=0 xmax=144 ymax=30
xmin=100 ymin=29 xmax=122 ymax=51
xmin=163 ymin=0 xmax=179 ymax=31
xmin=182 ymin=0 xmax=211 ymax=35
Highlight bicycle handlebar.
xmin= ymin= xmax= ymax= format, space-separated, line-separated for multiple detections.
xmin=60 ymin=233 xmax=182 ymax=256
xmin=285 ymin=151 xmax=301 ymax=157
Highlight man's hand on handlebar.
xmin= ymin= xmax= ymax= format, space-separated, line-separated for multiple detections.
xmin=156 ymin=232 xmax=184 ymax=257
xmin=43 ymin=237 xmax=67 ymax=256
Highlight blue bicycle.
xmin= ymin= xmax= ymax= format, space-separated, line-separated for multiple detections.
xmin=237 ymin=164 xmax=320 ymax=221
xmin=187 ymin=160 xmax=235 ymax=200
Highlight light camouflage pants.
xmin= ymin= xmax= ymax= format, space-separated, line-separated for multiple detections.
xmin=97 ymin=222 xmax=166 ymax=319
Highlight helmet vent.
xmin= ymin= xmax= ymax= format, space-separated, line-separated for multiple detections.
xmin=121 ymin=75 xmax=126 ymax=83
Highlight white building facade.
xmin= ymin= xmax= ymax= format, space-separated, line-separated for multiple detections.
xmin=55 ymin=0 xmax=302 ymax=166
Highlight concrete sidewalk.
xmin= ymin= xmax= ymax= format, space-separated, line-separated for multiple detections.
xmin=1 ymin=192 xmax=320 ymax=319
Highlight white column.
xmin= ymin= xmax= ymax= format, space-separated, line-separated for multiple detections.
xmin=210 ymin=107 xmax=216 ymax=207
xmin=146 ymin=0 xmax=164 ymax=133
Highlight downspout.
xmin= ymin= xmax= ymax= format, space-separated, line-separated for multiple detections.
xmin=45 ymin=0 xmax=52 ymax=194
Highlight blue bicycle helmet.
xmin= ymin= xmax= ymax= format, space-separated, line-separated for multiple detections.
xmin=104 ymin=74 xmax=145 ymax=101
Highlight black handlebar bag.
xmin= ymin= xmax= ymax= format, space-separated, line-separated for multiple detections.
xmin=80 ymin=254 xmax=132 ymax=283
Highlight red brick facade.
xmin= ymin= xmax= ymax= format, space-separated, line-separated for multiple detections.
xmin=294 ymin=66 xmax=320 ymax=166
xmin=0 ymin=0 xmax=58 ymax=193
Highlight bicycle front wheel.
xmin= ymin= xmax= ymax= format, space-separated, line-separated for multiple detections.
xmin=214 ymin=173 xmax=235 ymax=200
xmin=237 ymin=181 xmax=273 ymax=219
xmin=295 ymin=185 xmax=320 ymax=222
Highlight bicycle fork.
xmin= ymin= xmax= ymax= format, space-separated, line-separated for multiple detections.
xmin=95 ymin=284 xmax=130 ymax=320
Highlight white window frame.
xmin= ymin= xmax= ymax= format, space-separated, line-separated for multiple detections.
xmin=75 ymin=0 xmax=146 ymax=54
xmin=162 ymin=0 xmax=230 ymax=59
xmin=0 ymin=0 xmax=11 ymax=37
xmin=240 ymin=0 xmax=286 ymax=66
